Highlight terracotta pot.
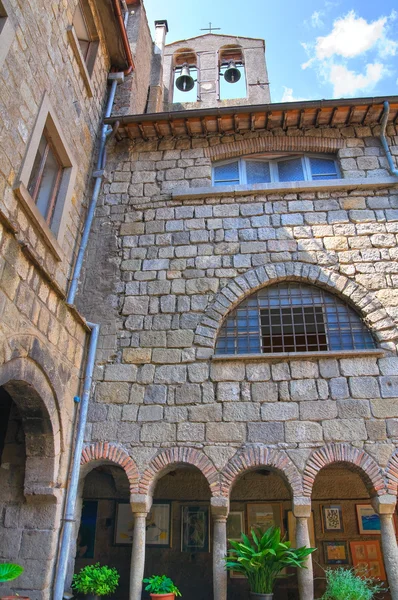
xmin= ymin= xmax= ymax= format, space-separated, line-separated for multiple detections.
xmin=149 ymin=594 xmax=175 ymax=600
xmin=250 ymin=593 xmax=273 ymax=600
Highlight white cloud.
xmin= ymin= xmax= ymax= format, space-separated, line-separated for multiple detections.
xmin=310 ymin=11 xmax=324 ymax=28
xmin=315 ymin=11 xmax=389 ymax=59
xmin=280 ymin=87 xmax=309 ymax=102
xmin=329 ymin=63 xmax=385 ymax=97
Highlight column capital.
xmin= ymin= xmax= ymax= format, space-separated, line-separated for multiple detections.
xmin=130 ymin=493 xmax=153 ymax=514
xmin=371 ymin=494 xmax=397 ymax=515
xmin=292 ymin=496 xmax=312 ymax=518
xmin=211 ymin=496 xmax=229 ymax=519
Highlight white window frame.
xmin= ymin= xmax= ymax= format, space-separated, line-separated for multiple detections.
xmin=13 ymin=93 xmax=77 ymax=261
xmin=211 ymin=153 xmax=340 ymax=186
xmin=0 ymin=0 xmax=15 ymax=72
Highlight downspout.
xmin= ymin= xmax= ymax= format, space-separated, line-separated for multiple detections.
xmin=380 ymin=101 xmax=398 ymax=177
xmin=54 ymin=73 xmax=124 ymax=600
xmin=112 ymin=0 xmax=135 ymax=75
xmin=53 ymin=322 xmax=99 ymax=600
xmin=67 ymin=73 xmax=124 ymax=304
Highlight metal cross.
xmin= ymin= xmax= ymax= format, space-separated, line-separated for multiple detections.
xmin=200 ymin=22 xmax=221 ymax=33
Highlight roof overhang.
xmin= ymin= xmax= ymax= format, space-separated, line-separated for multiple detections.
xmin=105 ymin=96 xmax=398 ymax=141
xmin=95 ymin=0 xmax=131 ymax=70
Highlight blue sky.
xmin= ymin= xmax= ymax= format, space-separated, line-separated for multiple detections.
xmin=143 ymin=0 xmax=398 ymax=103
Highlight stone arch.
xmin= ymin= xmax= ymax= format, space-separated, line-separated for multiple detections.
xmin=139 ymin=447 xmax=221 ymax=497
xmin=384 ymin=450 xmax=398 ymax=496
xmin=80 ymin=442 xmax=139 ymax=493
xmin=194 ymin=262 xmax=398 ymax=350
xmin=0 ymin=356 xmax=61 ymax=496
xmin=303 ymin=443 xmax=387 ymax=498
xmin=220 ymin=445 xmax=303 ymax=498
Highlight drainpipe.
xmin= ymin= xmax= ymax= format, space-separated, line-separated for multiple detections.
xmin=380 ymin=101 xmax=398 ymax=177
xmin=67 ymin=72 xmax=124 ymax=305
xmin=53 ymin=322 xmax=100 ymax=600
xmin=112 ymin=0 xmax=135 ymax=75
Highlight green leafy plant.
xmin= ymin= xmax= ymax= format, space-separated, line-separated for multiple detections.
xmin=225 ymin=526 xmax=315 ymax=595
xmin=72 ymin=563 xmax=119 ymax=596
xmin=0 ymin=563 xmax=24 ymax=583
xmin=143 ymin=575 xmax=181 ymax=597
xmin=320 ymin=567 xmax=387 ymax=600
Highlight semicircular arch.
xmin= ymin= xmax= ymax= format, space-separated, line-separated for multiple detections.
xmin=80 ymin=442 xmax=139 ymax=493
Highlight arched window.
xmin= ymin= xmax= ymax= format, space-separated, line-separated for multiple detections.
xmin=172 ymin=48 xmax=198 ymax=103
xmin=215 ymin=282 xmax=375 ymax=355
xmin=218 ymin=45 xmax=246 ymax=101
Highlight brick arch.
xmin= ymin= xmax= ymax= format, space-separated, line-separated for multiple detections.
xmin=303 ymin=443 xmax=387 ymax=498
xmin=81 ymin=442 xmax=139 ymax=493
xmin=194 ymin=262 xmax=397 ymax=350
xmin=220 ymin=446 xmax=303 ymax=498
xmin=385 ymin=450 xmax=398 ymax=496
xmin=139 ymin=447 xmax=221 ymax=497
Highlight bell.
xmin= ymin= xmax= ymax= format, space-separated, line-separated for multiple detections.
xmin=224 ymin=60 xmax=241 ymax=84
xmin=175 ymin=63 xmax=195 ymax=92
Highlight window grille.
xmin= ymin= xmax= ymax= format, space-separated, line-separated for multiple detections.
xmin=212 ymin=154 xmax=339 ymax=186
xmin=215 ymin=283 xmax=375 ymax=355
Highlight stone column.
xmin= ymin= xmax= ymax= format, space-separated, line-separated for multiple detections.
xmin=211 ymin=497 xmax=229 ymax=600
xmin=293 ymin=497 xmax=314 ymax=600
xmin=372 ymin=495 xmax=398 ymax=600
xmin=129 ymin=494 xmax=152 ymax=600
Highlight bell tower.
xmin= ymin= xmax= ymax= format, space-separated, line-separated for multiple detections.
xmin=161 ymin=33 xmax=270 ymax=111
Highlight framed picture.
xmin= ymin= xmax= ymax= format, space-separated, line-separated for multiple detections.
xmin=321 ymin=505 xmax=344 ymax=533
xmin=77 ymin=500 xmax=98 ymax=558
xmin=287 ymin=511 xmax=316 ymax=548
xmin=350 ymin=541 xmax=386 ymax=580
xmin=356 ymin=505 xmax=381 ymax=535
xmin=227 ymin=511 xmax=244 ymax=541
xmin=146 ymin=502 xmax=172 ymax=547
xmin=247 ymin=503 xmax=283 ymax=534
xmin=181 ymin=505 xmax=210 ymax=552
xmin=324 ymin=541 xmax=349 ymax=565
xmin=114 ymin=502 xmax=134 ymax=545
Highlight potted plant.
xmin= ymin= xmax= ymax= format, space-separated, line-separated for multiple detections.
xmin=72 ymin=563 xmax=119 ymax=600
xmin=143 ymin=575 xmax=182 ymax=600
xmin=0 ymin=562 xmax=28 ymax=600
xmin=225 ymin=526 xmax=315 ymax=600
xmin=320 ymin=567 xmax=387 ymax=599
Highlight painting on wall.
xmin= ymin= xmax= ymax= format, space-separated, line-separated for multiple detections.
xmin=324 ymin=541 xmax=349 ymax=565
xmin=350 ymin=541 xmax=386 ymax=580
xmin=321 ymin=505 xmax=344 ymax=533
xmin=77 ymin=500 xmax=98 ymax=558
xmin=287 ymin=511 xmax=316 ymax=548
xmin=181 ymin=505 xmax=210 ymax=552
xmin=356 ymin=505 xmax=381 ymax=535
xmin=247 ymin=504 xmax=282 ymax=535
xmin=114 ymin=502 xmax=134 ymax=545
xmin=146 ymin=502 xmax=172 ymax=547
xmin=227 ymin=511 xmax=244 ymax=541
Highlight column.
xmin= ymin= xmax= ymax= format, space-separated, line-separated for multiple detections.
xmin=211 ymin=497 xmax=229 ymax=600
xmin=129 ymin=494 xmax=152 ymax=600
xmin=372 ymin=495 xmax=398 ymax=600
xmin=293 ymin=497 xmax=314 ymax=600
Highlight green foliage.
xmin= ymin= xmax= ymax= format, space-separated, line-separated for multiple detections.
xmin=321 ymin=567 xmax=387 ymax=600
xmin=225 ymin=526 xmax=316 ymax=594
xmin=143 ymin=575 xmax=182 ymax=597
xmin=0 ymin=563 xmax=24 ymax=583
xmin=72 ymin=563 xmax=119 ymax=596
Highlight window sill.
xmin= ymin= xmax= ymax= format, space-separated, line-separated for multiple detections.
xmin=212 ymin=349 xmax=385 ymax=362
xmin=171 ymin=176 xmax=398 ymax=200
xmin=67 ymin=25 xmax=94 ymax=98
xmin=13 ymin=182 xmax=63 ymax=262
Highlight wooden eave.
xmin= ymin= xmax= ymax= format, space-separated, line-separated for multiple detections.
xmin=105 ymin=96 xmax=398 ymax=141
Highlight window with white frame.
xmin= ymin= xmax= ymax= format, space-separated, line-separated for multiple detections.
xmin=212 ymin=154 xmax=340 ymax=186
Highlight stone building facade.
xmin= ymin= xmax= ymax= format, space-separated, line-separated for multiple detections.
xmin=1 ymin=3 xmax=398 ymax=600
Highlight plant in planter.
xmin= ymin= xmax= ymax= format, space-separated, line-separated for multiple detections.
xmin=72 ymin=563 xmax=119 ymax=600
xmin=143 ymin=575 xmax=182 ymax=600
xmin=0 ymin=562 xmax=28 ymax=600
xmin=225 ymin=526 xmax=315 ymax=600
xmin=320 ymin=567 xmax=387 ymax=600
